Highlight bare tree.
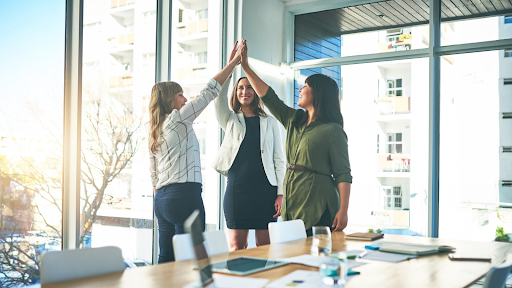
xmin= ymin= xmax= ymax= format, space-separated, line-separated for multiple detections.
xmin=0 ymin=78 xmax=142 ymax=285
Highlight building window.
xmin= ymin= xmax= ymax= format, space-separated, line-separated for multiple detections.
xmin=505 ymin=15 xmax=512 ymax=24
xmin=387 ymin=133 xmax=403 ymax=154
xmin=197 ymin=9 xmax=208 ymax=20
xmin=383 ymin=186 xmax=403 ymax=209
xmin=505 ymin=49 xmax=512 ymax=58
xmin=387 ymin=79 xmax=403 ymax=97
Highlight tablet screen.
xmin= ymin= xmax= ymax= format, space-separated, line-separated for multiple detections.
xmin=210 ymin=257 xmax=288 ymax=275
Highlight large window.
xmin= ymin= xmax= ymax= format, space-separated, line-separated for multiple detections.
xmin=439 ymin=50 xmax=511 ymax=241
xmin=0 ymin=0 xmax=65 ymax=286
xmin=170 ymin=0 xmax=222 ymax=231
xmin=80 ymin=0 xmax=157 ymax=264
xmin=295 ymin=58 xmax=430 ymax=236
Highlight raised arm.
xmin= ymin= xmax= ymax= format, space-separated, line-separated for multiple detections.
xmin=169 ymin=42 xmax=243 ymax=125
xmin=214 ymin=81 xmax=231 ymax=130
xmin=214 ymin=42 xmax=240 ymax=130
xmin=213 ymin=41 xmax=244 ymax=87
xmin=240 ymin=40 xmax=297 ymax=127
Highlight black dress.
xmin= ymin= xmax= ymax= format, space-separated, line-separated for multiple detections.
xmin=224 ymin=116 xmax=278 ymax=229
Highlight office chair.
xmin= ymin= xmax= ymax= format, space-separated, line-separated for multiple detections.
xmin=172 ymin=230 xmax=229 ymax=261
xmin=40 ymin=246 xmax=125 ymax=284
xmin=268 ymin=219 xmax=307 ymax=244
xmin=483 ymin=256 xmax=512 ymax=288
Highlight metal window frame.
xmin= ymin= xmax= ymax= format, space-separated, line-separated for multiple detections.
xmin=286 ymin=0 xmax=512 ymax=238
xmin=153 ymin=0 xmax=172 ymax=264
xmin=62 ymin=0 xmax=83 ymax=250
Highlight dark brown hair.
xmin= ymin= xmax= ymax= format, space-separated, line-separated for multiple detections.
xmin=292 ymin=74 xmax=343 ymax=128
xmin=230 ymin=77 xmax=267 ymax=117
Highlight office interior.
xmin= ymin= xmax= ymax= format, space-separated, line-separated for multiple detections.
xmin=0 ymin=0 xmax=511 ymax=286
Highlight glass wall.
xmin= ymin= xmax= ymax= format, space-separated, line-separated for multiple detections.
xmin=295 ymin=58 xmax=430 ymax=236
xmin=80 ymin=0 xmax=157 ymax=264
xmin=440 ymin=16 xmax=512 ymax=46
xmin=170 ymin=0 xmax=222 ymax=231
xmin=439 ymin=49 xmax=512 ymax=240
xmin=0 ymin=1 xmax=65 ymax=286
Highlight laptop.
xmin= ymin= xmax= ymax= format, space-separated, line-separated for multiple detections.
xmin=183 ymin=210 xmax=287 ymax=288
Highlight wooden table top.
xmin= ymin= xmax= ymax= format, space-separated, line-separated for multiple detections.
xmin=44 ymin=233 xmax=512 ymax=288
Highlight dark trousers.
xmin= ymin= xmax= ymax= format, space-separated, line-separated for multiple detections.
xmin=306 ymin=209 xmax=332 ymax=237
xmin=154 ymin=182 xmax=205 ymax=263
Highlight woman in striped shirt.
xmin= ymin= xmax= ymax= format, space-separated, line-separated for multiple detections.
xmin=149 ymin=42 xmax=244 ymax=263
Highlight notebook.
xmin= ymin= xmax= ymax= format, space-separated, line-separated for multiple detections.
xmin=345 ymin=232 xmax=384 ymax=241
xmin=378 ymin=243 xmax=455 ymax=255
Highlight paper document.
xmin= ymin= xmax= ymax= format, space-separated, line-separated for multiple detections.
xmin=183 ymin=275 xmax=269 ymax=288
xmin=277 ymin=254 xmax=366 ymax=269
xmin=266 ymin=270 xmax=357 ymax=288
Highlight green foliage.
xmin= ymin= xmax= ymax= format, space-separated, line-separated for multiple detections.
xmin=368 ymin=228 xmax=374 ymax=233
xmin=495 ymin=226 xmax=510 ymax=242
xmin=376 ymin=229 xmax=382 ymax=234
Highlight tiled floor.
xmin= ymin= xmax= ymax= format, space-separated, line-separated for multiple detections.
xmin=468 ymin=272 xmax=512 ymax=287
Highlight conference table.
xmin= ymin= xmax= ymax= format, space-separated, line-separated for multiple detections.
xmin=44 ymin=233 xmax=512 ymax=288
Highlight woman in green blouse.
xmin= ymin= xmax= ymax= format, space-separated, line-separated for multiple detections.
xmin=240 ymin=40 xmax=352 ymax=235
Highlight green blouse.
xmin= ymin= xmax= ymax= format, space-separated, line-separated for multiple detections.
xmin=260 ymin=87 xmax=352 ymax=230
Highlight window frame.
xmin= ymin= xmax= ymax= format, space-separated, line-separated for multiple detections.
xmin=285 ymin=0 xmax=512 ymax=238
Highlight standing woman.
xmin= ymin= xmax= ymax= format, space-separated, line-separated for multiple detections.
xmin=149 ymin=43 xmax=243 ymax=263
xmin=212 ymin=43 xmax=286 ymax=251
xmin=240 ymin=40 xmax=352 ymax=235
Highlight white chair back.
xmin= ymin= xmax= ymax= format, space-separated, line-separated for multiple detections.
xmin=40 ymin=246 xmax=125 ymax=284
xmin=203 ymin=230 xmax=229 ymax=256
xmin=483 ymin=256 xmax=512 ymax=288
xmin=172 ymin=230 xmax=229 ymax=261
xmin=268 ymin=219 xmax=307 ymax=244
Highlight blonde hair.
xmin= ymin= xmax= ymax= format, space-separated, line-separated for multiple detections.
xmin=230 ymin=77 xmax=267 ymax=117
xmin=148 ymin=81 xmax=183 ymax=154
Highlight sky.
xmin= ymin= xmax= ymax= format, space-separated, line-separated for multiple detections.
xmin=0 ymin=0 xmax=65 ymax=135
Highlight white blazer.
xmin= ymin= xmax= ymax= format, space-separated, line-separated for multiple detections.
xmin=212 ymin=82 xmax=286 ymax=195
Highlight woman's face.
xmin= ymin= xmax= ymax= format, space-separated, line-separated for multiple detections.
xmin=173 ymin=91 xmax=187 ymax=110
xmin=298 ymin=82 xmax=314 ymax=109
xmin=236 ymin=78 xmax=255 ymax=107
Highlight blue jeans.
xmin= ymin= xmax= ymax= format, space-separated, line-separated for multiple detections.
xmin=154 ymin=182 xmax=205 ymax=263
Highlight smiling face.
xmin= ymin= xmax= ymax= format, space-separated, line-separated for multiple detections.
xmin=173 ymin=90 xmax=187 ymax=110
xmin=297 ymin=82 xmax=314 ymax=110
xmin=236 ymin=78 xmax=255 ymax=107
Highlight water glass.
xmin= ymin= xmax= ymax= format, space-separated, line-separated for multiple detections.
xmin=319 ymin=252 xmax=348 ymax=286
xmin=310 ymin=226 xmax=332 ymax=256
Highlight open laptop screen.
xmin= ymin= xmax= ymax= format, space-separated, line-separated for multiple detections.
xmin=184 ymin=210 xmax=215 ymax=288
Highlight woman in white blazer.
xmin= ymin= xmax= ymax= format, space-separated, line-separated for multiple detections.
xmin=212 ymin=44 xmax=285 ymax=251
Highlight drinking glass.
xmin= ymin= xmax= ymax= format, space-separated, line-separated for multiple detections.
xmin=310 ymin=226 xmax=332 ymax=256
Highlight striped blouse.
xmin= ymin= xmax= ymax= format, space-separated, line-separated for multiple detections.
xmin=150 ymin=79 xmax=222 ymax=189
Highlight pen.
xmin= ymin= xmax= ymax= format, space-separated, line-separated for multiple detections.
xmin=358 ymin=251 xmax=368 ymax=258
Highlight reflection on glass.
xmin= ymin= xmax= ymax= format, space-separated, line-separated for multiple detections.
xmin=80 ymin=0 xmax=156 ymax=264
xmin=295 ymin=59 xmax=430 ymax=236
xmin=0 ymin=0 xmax=65 ymax=285
xmin=440 ymin=50 xmax=511 ymax=241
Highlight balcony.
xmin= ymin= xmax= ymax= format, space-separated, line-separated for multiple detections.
xmin=177 ymin=19 xmax=208 ymax=37
xmin=377 ymin=153 xmax=410 ymax=174
xmin=373 ymin=210 xmax=409 ymax=226
xmin=110 ymin=0 xmax=135 ymax=18
xmin=177 ymin=64 xmax=208 ymax=81
xmin=379 ymin=35 xmax=412 ymax=53
xmin=109 ymin=73 xmax=133 ymax=89
xmin=376 ymin=97 xmax=410 ymax=115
